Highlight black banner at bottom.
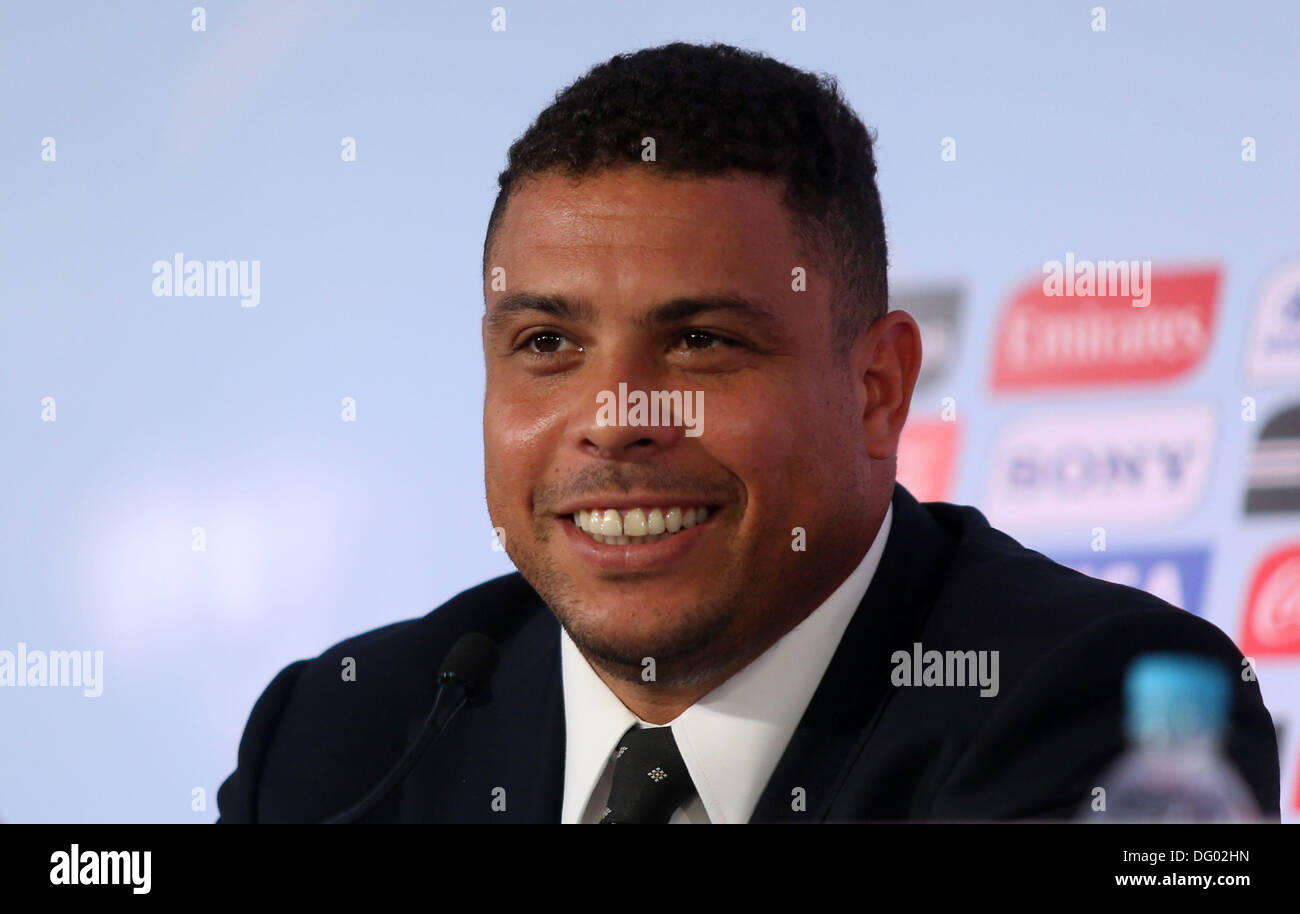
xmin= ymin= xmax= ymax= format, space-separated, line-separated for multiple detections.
xmin=1 ymin=823 xmax=1287 ymax=899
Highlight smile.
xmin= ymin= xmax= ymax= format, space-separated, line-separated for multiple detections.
xmin=571 ymin=506 xmax=712 ymax=545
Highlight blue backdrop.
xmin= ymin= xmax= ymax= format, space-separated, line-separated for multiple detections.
xmin=2 ymin=0 xmax=1296 ymax=822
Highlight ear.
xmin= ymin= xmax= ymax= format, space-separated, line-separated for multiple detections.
xmin=852 ymin=310 xmax=923 ymax=460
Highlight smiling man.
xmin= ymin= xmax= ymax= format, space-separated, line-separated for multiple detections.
xmin=217 ymin=42 xmax=1279 ymax=823
xmin=481 ymin=164 xmax=912 ymax=729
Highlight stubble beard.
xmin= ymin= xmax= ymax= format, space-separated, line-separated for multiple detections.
xmin=507 ymin=518 xmax=755 ymax=689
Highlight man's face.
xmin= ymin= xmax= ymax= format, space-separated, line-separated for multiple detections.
xmin=483 ymin=167 xmax=880 ymax=686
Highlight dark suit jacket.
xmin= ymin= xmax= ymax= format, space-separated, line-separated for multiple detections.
xmin=216 ymin=484 xmax=1281 ymax=822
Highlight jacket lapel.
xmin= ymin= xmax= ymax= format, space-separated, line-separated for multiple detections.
xmin=749 ymin=484 xmax=951 ymax=822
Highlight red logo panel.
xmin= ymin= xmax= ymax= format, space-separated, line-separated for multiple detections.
xmin=897 ymin=420 xmax=960 ymax=503
xmin=991 ymin=266 xmax=1218 ymax=391
xmin=1240 ymin=544 xmax=1300 ymax=658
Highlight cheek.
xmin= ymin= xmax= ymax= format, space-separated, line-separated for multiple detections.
xmin=491 ymin=408 xmax=552 ymax=458
xmin=710 ymin=383 xmax=848 ymax=525
xmin=704 ymin=392 xmax=803 ymax=506
xmin=484 ymin=393 xmax=563 ymax=504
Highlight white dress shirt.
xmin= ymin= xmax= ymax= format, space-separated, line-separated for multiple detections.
xmin=560 ymin=503 xmax=894 ymax=823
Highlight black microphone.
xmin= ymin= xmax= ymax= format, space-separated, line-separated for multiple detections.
xmin=323 ymin=632 xmax=499 ymax=824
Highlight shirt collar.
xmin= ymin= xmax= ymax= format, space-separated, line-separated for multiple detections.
xmin=560 ymin=503 xmax=893 ymax=823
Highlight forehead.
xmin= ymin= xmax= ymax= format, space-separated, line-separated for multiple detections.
xmin=489 ymin=168 xmax=806 ymax=289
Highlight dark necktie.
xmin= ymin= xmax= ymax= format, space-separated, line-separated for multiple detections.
xmin=599 ymin=725 xmax=697 ymax=824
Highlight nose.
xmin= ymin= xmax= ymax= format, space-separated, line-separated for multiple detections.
xmin=567 ymin=353 xmax=689 ymax=461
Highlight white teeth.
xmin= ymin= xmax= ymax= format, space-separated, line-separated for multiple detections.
xmin=600 ymin=509 xmax=622 ymax=537
xmin=665 ymin=507 xmax=682 ymax=533
xmin=647 ymin=508 xmax=666 ymax=535
xmin=571 ymin=505 xmax=713 ymax=544
xmin=622 ymin=508 xmax=647 ymax=536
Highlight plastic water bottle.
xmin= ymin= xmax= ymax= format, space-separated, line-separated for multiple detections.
xmin=1083 ymin=653 xmax=1261 ymax=822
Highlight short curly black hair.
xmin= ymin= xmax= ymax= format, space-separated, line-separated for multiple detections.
xmin=482 ymin=41 xmax=889 ymax=354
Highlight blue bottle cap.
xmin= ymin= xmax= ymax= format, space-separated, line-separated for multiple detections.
xmin=1124 ymin=653 xmax=1231 ymax=743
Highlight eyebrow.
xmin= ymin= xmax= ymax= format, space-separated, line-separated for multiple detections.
xmin=485 ymin=291 xmax=783 ymax=333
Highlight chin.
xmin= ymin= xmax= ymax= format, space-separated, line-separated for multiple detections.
xmin=562 ymin=592 xmax=736 ymax=667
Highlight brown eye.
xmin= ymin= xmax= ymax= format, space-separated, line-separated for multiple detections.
xmin=682 ymin=330 xmax=718 ymax=349
xmin=524 ymin=332 xmax=578 ymax=354
xmin=676 ymin=330 xmax=744 ymax=351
